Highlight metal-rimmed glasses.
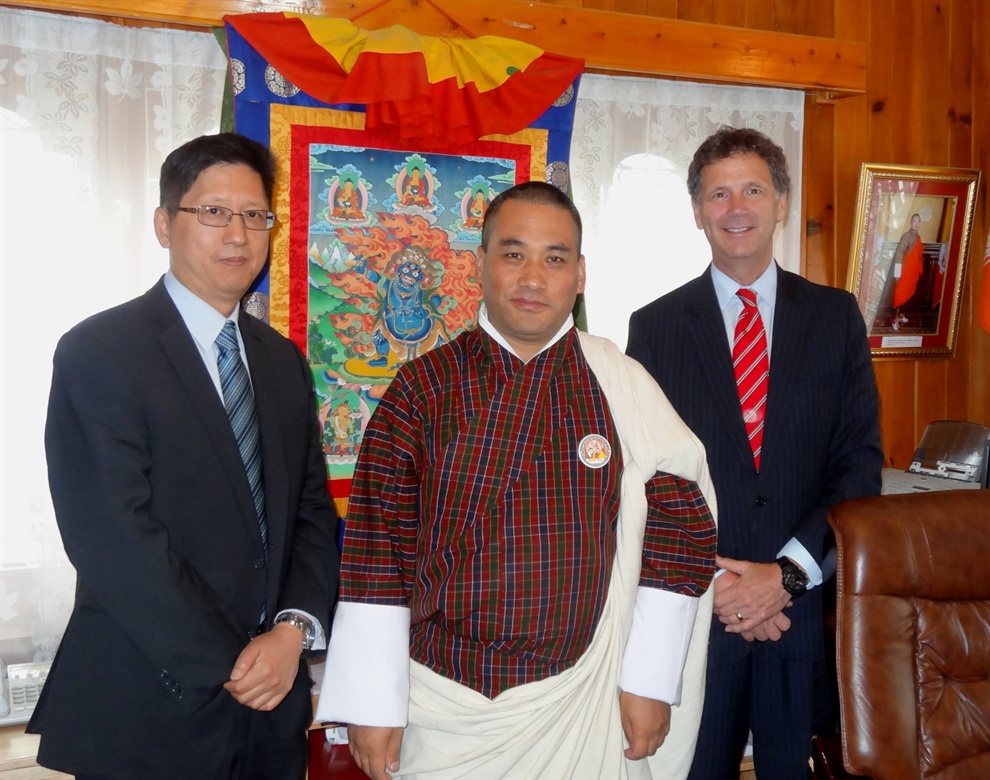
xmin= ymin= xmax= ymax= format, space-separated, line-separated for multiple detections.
xmin=175 ymin=205 xmax=277 ymax=231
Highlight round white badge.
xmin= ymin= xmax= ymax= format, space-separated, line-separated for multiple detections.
xmin=578 ymin=434 xmax=611 ymax=469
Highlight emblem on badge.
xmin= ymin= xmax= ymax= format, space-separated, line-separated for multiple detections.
xmin=578 ymin=434 xmax=611 ymax=469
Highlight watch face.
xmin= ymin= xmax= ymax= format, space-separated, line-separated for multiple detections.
xmin=779 ymin=560 xmax=808 ymax=596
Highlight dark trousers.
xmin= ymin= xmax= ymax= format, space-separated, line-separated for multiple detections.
xmin=687 ymin=639 xmax=827 ymax=780
xmin=75 ymin=704 xmax=306 ymax=780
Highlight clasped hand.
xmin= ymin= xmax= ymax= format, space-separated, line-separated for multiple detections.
xmin=224 ymin=621 xmax=303 ymax=711
xmin=713 ymin=556 xmax=793 ymax=641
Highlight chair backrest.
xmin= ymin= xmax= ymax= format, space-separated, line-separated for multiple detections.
xmin=829 ymin=490 xmax=990 ymax=780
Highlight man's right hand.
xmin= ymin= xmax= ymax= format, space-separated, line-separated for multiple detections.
xmin=348 ymin=725 xmax=403 ymax=780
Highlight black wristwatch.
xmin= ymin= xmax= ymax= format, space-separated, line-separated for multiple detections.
xmin=777 ymin=558 xmax=809 ymax=598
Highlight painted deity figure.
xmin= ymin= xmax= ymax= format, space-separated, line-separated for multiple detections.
xmin=332 ymin=178 xmax=365 ymax=221
xmin=368 ymin=247 xmax=449 ymax=367
xmin=330 ymin=400 xmax=356 ymax=442
xmin=464 ymin=189 xmax=488 ymax=229
xmin=400 ymin=166 xmax=431 ymax=207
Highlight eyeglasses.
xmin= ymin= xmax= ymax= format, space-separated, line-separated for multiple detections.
xmin=175 ymin=205 xmax=277 ymax=231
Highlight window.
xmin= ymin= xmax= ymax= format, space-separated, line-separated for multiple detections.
xmin=0 ymin=8 xmax=226 ymax=666
xmin=571 ymin=73 xmax=804 ymax=349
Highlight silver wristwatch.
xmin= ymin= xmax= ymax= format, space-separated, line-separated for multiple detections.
xmin=274 ymin=611 xmax=315 ymax=650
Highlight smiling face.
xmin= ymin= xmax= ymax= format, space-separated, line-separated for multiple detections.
xmin=476 ymin=199 xmax=585 ymax=362
xmin=154 ymin=163 xmax=271 ymax=316
xmin=692 ymin=151 xmax=788 ymax=285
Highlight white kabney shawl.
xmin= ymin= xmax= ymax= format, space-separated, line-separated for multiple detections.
xmin=386 ymin=333 xmax=717 ymax=779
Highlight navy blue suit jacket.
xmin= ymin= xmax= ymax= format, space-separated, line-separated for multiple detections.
xmin=31 ymin=279 xmax=340 ymax=779
xmin=627 ymin=265 xmax=882 ymax=662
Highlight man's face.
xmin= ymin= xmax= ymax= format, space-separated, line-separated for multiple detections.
xmin=154 ymin=162 xmax=270 ymax=316
xmin=692 ymin=152 xmax=787 ymax=278
xmin=476 ymin=199 xmax=585 ymax=361
xmin=911 ymin=214 xmax=921 ymax=230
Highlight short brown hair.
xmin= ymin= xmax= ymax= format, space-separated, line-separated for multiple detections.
xmin=687 ymin=126 xmax=790 ymax=205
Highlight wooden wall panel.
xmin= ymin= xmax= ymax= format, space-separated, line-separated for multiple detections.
xmin=803 ymin=96 xmax=834 ymax=286
xmin=833 ymin=0 xmax=869 ymax=297
xmin=967 ymin=0 xmax=990 ymax=426
xmin=944 ymin=0 xmax=976 ymax=435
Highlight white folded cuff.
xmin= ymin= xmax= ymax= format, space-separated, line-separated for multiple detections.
xmin=315 ymin=601 xmax=410 ymax=727
xmin=619 ymin=586 xmax=699 ymax=706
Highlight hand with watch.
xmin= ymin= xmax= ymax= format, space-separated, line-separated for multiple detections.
xmin=776 ymin=557 xmax=810 ymax=598
xmin=274 ymin=611 xmax=316 ymax=650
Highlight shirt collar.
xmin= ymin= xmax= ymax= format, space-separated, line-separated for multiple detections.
xmin=163 ymin=271 xmax=241 ymax=352
xmin=711 ymin=260 xmax=778 ymax=311
xmin=477 ymin=303 xmax=574 ymax=362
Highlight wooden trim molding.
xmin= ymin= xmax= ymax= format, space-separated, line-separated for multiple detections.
xmin=1 ymin=0 xmax=866 ymax=96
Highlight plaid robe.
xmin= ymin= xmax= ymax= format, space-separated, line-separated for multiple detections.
xmin=339 ymin=327 xmax=714 ymax=699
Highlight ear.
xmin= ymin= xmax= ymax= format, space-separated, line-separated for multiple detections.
xmin=153 ymin=207 xmax=171 ymax=248
xmin=692 ymin=201 xmax=704 ymax=230
xmin=576 ymin=254 xmax=587 ymax=295
xmin=775 ymin=192 xmax=789 ymax=223
xmin=475 ymin=245 xmax=486 ymax=280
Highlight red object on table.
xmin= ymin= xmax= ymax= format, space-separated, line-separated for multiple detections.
xmin=308 ymin=729 xmax=365 ymax=780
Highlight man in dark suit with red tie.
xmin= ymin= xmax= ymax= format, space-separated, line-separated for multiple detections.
xmin=30 ymin=133 xmax=339 ymax=780
xmin=626 ymin=127 xmax=882 ymax=780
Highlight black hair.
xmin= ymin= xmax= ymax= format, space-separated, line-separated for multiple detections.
xmin=481 ymin=181 xmax=583 ymax=253
xmin=159 ymin=132 xmax=276 ymax=210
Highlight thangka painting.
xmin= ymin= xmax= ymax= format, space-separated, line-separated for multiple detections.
xmin=224 ymin=14 xmax=582 ymax=503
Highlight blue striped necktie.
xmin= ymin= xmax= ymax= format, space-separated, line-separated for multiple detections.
xmin=216 ymin=320 xmax=268 ymax=558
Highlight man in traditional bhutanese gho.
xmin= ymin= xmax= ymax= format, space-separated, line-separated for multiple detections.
xmin=318 ymin=181 xmax=718 ymax=780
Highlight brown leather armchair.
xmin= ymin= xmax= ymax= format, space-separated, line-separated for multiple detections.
xmin=828 ymin=490 xmax=990 ymax=780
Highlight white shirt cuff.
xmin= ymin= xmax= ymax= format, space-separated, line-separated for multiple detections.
xmin=619 ymin=586 xmax=699 ymax=706
xmin=315 ymin=601 xmax=410 ymax=727
xmin=777 ymin=538 xmax=823 ymax=588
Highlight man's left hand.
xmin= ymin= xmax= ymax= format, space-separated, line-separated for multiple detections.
xmin=713 ymin=556 xmax=792 ymax=634
xmin=224 ymin=622 xmax=303 ymax=710
xmin=619 ymin=691 xmax=671 ymax=759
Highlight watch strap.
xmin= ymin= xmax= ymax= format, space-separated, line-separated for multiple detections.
xmin=274 ymin=611 xmax=315 ymax=650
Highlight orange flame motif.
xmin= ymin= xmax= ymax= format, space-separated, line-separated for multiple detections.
xmin=326 ymin=212 xmax=481 ymax=360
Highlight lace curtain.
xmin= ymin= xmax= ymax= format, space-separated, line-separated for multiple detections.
xmin=0 ymin=8 xmax=226 ymax=671
xmin=571 ymin=74 xmax=804 ymax=348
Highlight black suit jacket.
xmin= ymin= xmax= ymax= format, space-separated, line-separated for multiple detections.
xmin=31 ymin=279 xmax=340 ymax=779
xmin=627 ymin=265 xmax=882 ymax=662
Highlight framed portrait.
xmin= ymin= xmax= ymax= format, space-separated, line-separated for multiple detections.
xmin=846 ymin=163 xmax=981 ymax=359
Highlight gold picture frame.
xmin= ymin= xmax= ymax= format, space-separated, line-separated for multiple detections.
xmin=846 ymin=163 xmax=980 ymax=359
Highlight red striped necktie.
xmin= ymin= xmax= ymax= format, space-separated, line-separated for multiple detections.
xmin=732 ymin=288 xmax=769 ymax=469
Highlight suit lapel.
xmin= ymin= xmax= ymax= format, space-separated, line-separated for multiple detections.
xmin=686 ymin=272 xmax=755 ymax=470
xmin=147 ymin=282 xmax=267 ymax=550
xmin=762 ymin=269 xmax=810 ymax=476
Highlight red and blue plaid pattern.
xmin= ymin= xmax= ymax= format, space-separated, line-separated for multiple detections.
xmin=341 ymin=328 xmax=714 ymax=698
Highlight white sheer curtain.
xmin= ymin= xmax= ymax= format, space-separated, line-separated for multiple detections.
xmin=0 ymin=8 xmax=226 ymax=670
xmin=571 ymin=74 xmax=804 ymax=349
